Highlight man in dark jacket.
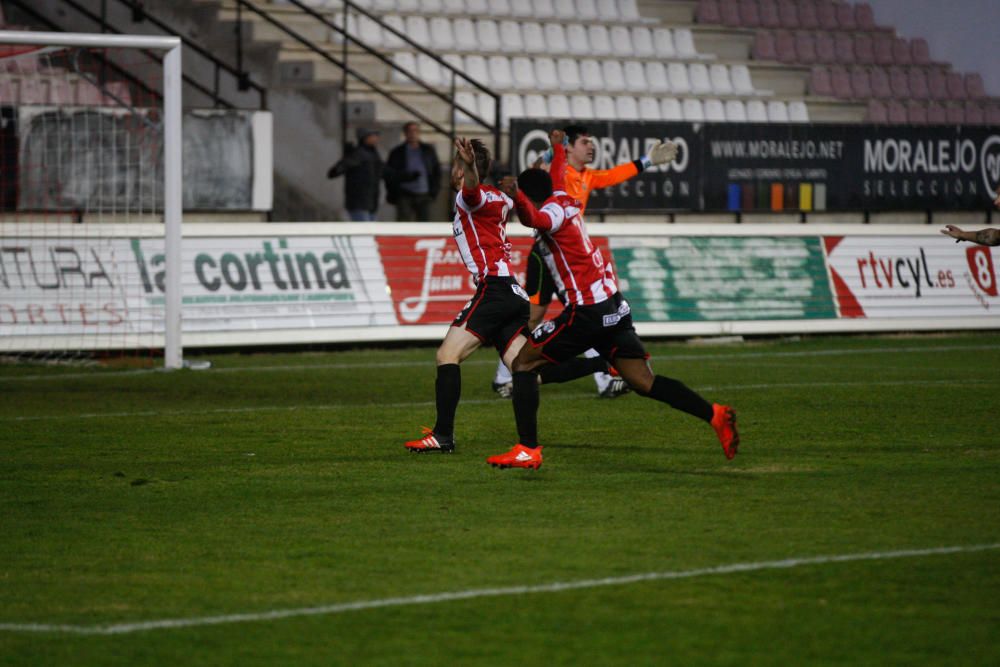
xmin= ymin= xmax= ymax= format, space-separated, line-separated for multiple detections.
xmin=328 ymin=127 xmax=384 ymax=221
xmin=385 ymin=122 xmax=442 ymax=221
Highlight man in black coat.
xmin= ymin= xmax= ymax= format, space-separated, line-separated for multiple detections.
xmin=385 ymin=122 xmax=442 ymax=221
xmin=328 ymin=128 xmax=384 ymax=221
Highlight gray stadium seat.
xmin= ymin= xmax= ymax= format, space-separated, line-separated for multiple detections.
xmin=624 ymin=61 xmax=648 ymax=92
xmin=580 ymin=59 xmax=604 ymax=91
xmin=524 ymin=93 xmax=549 ymax=117
xmin=597 ymin=0 xmax=620 ymax=21
xmin=476 ymin=20 xmax=501 ymax=51
xmin=638 ymin=96 xmax=661 ymax=120
xmin=576 ymin=0 xmax=599 ymax=21
xmin=499 ymin=21 xmax=523 ymax=53
xmin=521 ymin=22 xmax=545 ymax=53
xmin=652 ymin=28 xmax=677 ymax=59
xmin=548 ymin=94 xmax=571 ymax=118
xmin=511 ymin=57 xmax=536 ymax=90
xmin=616 ymin=96 xmax=640 ymax=120
xmin=668 ymin=62 xmax=692 ymax=94
xmin=587 ymin=25 xmax=612 ymax=56
xmin=557 ymin=58 xmax=583 ymax=91
xmin=689 ymin=63 xmax=713 ymax=95
xmin=610 ymin=26 xmax=633 ymax=58
xmin=593 ymin=95 xmax=617 ymax=119
xmin=683 ymin=98 xmax=705 ymax=122
xmin=725 ymin=99 xmax=748 ymax=122
xmin=674 ymin=29 xmax=700 ymax=59
xmin=645 ymin=62 xmax=670 ymax=93
xmin=488 ymin=55 xmax=513 ymax=89
xmin=534 ymin=57 xmax=559 ymax=90
xmin=566 ymin=24 xmax=591 ymax=56
xmin=453 ymin=18 xmax=477 ymax=51
xmin=661 ymin=97 xmax=683 ymax=121
xmin=570 ymin=94 xmax=595 ymax=118
xmin=746 ymin=99 xmax=768 ymax=121
xmin=428 ymin=17 xmax=453 ymax=50
xmin=709 ymin=64 xmax=734 ymax=95
xmin=602 ymin=61 xmax=626 ymax=92
xmin=788 ymin=100 xmax=809 ymax=122
xmin=704 ymin=98 xmax=726 ymax=122
xmin=632 ymin=27 xmax=655 ymax=58
xmin=730 ymin=65 xmax=757 ymax=95
xmin=766 ymin=100 xmax=789 ymax=122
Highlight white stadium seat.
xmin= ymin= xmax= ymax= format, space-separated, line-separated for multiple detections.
xmin=374 ymin=0 xmax=396 ymax=10
xmin=601 ymin=60 xmax=626 ymax=92
xmin=674 ymin=28 xmax=700 ymax=59
xmin=453 ymin=18 xmax=477 ymax=51
xmin=466 ymin=0 xmax=488 ymax=14
xmin=416 ymin=53 xmax=444 ymax=86
xmin=624 ymin=61 xmax=648 ymax=92
xmin=524 ymin=93 xmax=549 ymax=117
xmin=499 ymin=21 xmax=524 ymax=53
xmin=704 ymin=98 xmax=726 ymax=122
xmin=554 ymin=0 xmax=576 ymax=19
xmin=580 ymin=59 xmax=604 ymax=91
xmin=570 ymin=94 xmax=595 ymax=118
xmin=731 ymin=65 xmax=756 ymax=95
xmin=576 ymin=0 xmax=599 ymax=21
xmin=478 ymin=92 xmax=498 ymax=124
xmin=645 ymin=62 xmax=670 ymax=93
xmin=725 ymin=99 xmax=747 ymax=122
xmin=710 ymin=64 xmax=734 ymax=95
xmin=454 ymin=91 xmax=478 ymax=124
xmin=396 ymin=0 xmax=419 ymax=11
xmin=616 ymin=96 xmax=640 ymax=120
xmin=443 ymin=53 xmax=464 ymax=82
xmin=548 ymin=94 xmax=571 ymax=118
xmin=476 ymin=20 xmax=501 ymax=51
xmin=420 ymin=0 xmax=442 ymax=12
xmin=464 ymin=55 xmax=489 ymax=85
xmin=661 ymin=97 xmax=683 ymax=121
xmin=746 ymin=99 xmax=768 ymax=122
xmin=587 ymin=25 xmax=612 ymax=56
xmin=500 ymin=93 xmax=524 ymax=128
xmin=533 ymin=0 xmax=555 ymax=18
xmin=593 ymin=95 xmax=617 ymax=119
xmin=652 ymin=28 xmax=676 ymax=59
xmin=632 ymin=27 xmax=655 ymax=58
xmin=567 ymin=24 xmax=591 ymax=55
xmin=610 ymin=26 xmax=633 ymax=57
xmin=767 ymin=100 xmax=789 ymax=122
xmin=557 ymin=58 xmax=583 ymax=91
xmin=668 ymin=63 xmax=691 ymax=94
xmin=638 ymin=96 xmax=661 ymax=120
xmin=358 ymin=14 xmax=384 ymax=46
xmin=544 ymin=24 xmax=569 ymax=55
xmin=789 ymin=100 xmax=810 ymax=122
xmin=512 ymin=56 xmax=537 ymax=90
xmin=596 ymin=0 xmax=619 ymax=20
xmin=534 ymin=57 xmax=559 ymax=90
xmin=488 ymin=55 xmax=514 ymax=88
xmin=620 ymin=0 xmax=641 ymax=21
xmin=521 ymin=22 xmax=546 ymax=53
xmin=682 ymin=98 xmax=705 ymax=122
xmin=689 ymin=63 xmax=712 ymax=95
xmin=391 ymin=52 xmax=416 ymax=84
xmin=488 ymin=0 xmax=511 ymax=16
xmin=429 ymin=17 xmax=454 ymax=50
xmin=511 ymin=0 xmax=534 ymax=17
xmin=441 ymin=0 xmax=464 ymax=13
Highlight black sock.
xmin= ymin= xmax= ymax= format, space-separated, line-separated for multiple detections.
xmin=538 ymin=356 xmax=607 ymax=384
xmin=511 ymin=371 xmax=540 ymax=447
xmin=647 ymin=375 xmax=714 ymax=423
xmin=433 ymin=363 xmax=461 ymax=439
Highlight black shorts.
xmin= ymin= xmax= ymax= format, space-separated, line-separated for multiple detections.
xmin=525 ymin=238 xmax=561 ymax=307
xmin=529 ymin=293 xmax=647 ymax=364
xmin=453 ymin=276 xmax=530 ymax=354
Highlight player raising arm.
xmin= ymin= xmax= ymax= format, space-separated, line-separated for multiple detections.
xmin=940 ymin=188 xmax=1000 ymax=245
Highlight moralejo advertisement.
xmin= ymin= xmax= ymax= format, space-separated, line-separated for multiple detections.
xmin=824 ymin=236 xmax=999 ymax=317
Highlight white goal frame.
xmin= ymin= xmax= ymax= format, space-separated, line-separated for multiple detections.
xmin=0 ymin=30 xmax=183 ymax=368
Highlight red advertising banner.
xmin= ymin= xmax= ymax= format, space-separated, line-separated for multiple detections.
xmin=376 ymin=235 xmax=612 ymax=325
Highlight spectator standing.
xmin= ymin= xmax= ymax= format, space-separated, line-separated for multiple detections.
xmin=386 ymin=121 xmax=442 ymax=221
xmin=328 ymin=128 xmax=384 ymax=222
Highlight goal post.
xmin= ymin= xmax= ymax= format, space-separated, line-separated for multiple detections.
xmin=0 ymin=30 xmax=183 ymax=368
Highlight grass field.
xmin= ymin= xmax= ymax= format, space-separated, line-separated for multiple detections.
xmin=2 ymin=333 xmax=999 ymax=665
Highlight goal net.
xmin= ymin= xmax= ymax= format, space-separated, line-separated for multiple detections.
xmin=0 ymin=31 xmax=182 ymax=368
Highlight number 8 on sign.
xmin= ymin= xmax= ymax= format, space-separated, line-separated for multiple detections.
xmin=967 ymin=246 xmax=998 ymax=296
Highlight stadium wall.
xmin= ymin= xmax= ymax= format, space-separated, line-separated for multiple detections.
xmin=1 ymin=221 xmax=997 ymax=352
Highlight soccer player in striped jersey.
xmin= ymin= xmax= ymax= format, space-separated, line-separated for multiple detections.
xmin=491 ymin=124 xmax=678 ymax=399
xmin=486 ymin=132 xmax=739 ymax=470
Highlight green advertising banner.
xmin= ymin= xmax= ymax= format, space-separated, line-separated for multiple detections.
xmin=611 ymin=236 xmax=837 ymax=321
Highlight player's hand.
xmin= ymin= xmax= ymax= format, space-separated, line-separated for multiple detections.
xmin=498 ymin=175 xmax=518 ymax=197
xmin=940 ymin=224 xmax=965 ymax=242
xmin=647 ymin=139 xmax=678 ymax=166
xmin=549 ymin=129 xmax=566 ymax=147
xmin=454 ymin=137 xmax=475 ymax=166
xmin=450 ymin=161 xmax=464 ymax=190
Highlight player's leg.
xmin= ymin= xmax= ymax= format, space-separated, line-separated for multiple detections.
xmin=493 ymin=241 xmax=550 ymax=395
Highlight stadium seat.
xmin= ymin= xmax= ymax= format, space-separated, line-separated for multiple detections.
xmin=524 ymin=93 xmax=548 ymax=117
xmin=965 ymin=73 xmax=985 ymax=99
xmin=533 ymin=0 xmax=556 ymax=19
xmin=855 ymin=2 xmax=876 ymax=30
xmin=759 ymin=0 xmax=781 ymax=28
xmin=358 ymin=14 xmax=384 ymax=46
xmin=521 ymin=22 xmax=545 ymax=53
xmin=849 ymin=67 xmax=870 ymax=98
xmin=673 ymin=29 xmax=700 ymax=59
xmin=390 ymin=52 xmax=416 ymax=84
xmin=645 ymin=61 xmax=670 ymax=93
xmin=404 ymin=16 xmax=430 ymax=45
xmin=774 ymin=31 xmax=797 ymax=64
xmin=661 ymin=97 xmax=683 ymax=121
xmin=668 ymin=62 xmax=691 ymax=94
xmin=704 ymin=98 xmax=726 ymax=122
xmin=873 ymin=34 xmax=893 ymax=66
xmin=557 ymin=58 xmax=583 ymax=91
xmin=752 ymin=32 xmax=777 ymax=61
xmin=576 ymin=0 xmax=599 ymax=20
xmin=487 ymin=0 xmax=511 ymax=16
xmin=453 ymin=18 xmax=477 ymax=51
xmin=683 ymin=98 xmax=705 ymax=122
xmin=746 ymin=99 xmax=768 ymax=121
xmin=619 ymin=0 xmax=641 ymax=22
xmin=464 ymin=54 xmax=489 ymax=85
xmin=476 ymin=20 xmax=501 ymax=51
xmin=396 ymin=0 xmax=418 ymax=11
xmin=511 ymin=0 xmax=534 ymax=17
xmin=570 ymin=94 xmax=595 ymax=118
xmin=788 ymin=100 xmax=809 ymax=122
xmin=795 ymin=32 xmax=818 ymax=64
xmin=597 ymin=0 xmax=620 ymax=21
xmin=945 ymin=103 xmax=965 ymax=124
xmin=766 ymin=100 xmax=789 ymax=122
xmin=566 ymin=24 xmax=590 ymax=56
xmin=441 ymin=0 xmax=464 ymax=13
xmin=331 ymin=12 xmax=359 ymax=44
xmin=926 ymin=101 xmax=947 ymax=124
xmin=870 ymin=67 xmax=891 ymax=98
xmin=831 ymin=66 xmax=853 ymax=98
xmin=500 ymin=93 xmax=524 ymax=128
xmin=853 ymin=33 xmax=874 ymax=65
xmin=426 ymin=17 xmax=454 ymax=50
xmin=906 ymin=101 xmax=928 ymax=125
xmin=593 ymin=94 xmax=617 ymax=119
xmin=488 ymin=55 xmax=513 ymax=89
xmin=778 ymin=1 xmax=800 ymax=28
xmin=927 ymin=69 xmax=948 ymax=100
xmin=697 ymin=0 xmax=721 ymax=24
xmin=616 ymin=96 xmax=640 ymax=120
xmin=731 ymin=65 xmax=757 ymax=94
xmin=499 ymin=21 xmax=523 ymax=53
xmin=739 ymin=0 xmax=761 ymax=28
xmin=911 ymin=38 xmax=931 ymax=65
xmin=946 ymin=72 xmax=965 ymax=99
xmin=798 ymin=0 xmax=819 ymax=29
xmin=690 ymin=63 xmax=712 ymax=94
xmin=548 ymin=94 xmax=571 ymax=118
xmin=815 ymin=32 xmax=835 ymax=64
xmin=889 ymin=67 xmax=910 ymax=98
xmin=580 ymin=59 xmax=604 ymax=91
xmin=835 ymin=2 xmax=857 ymax=29
xmin=543 ymin=24 xmax=568 ymax=54
xmin=887 ymin=100 xmax=907 ymax=124
xmin=454 ymin=91 xmax=478 ymax=124
xmin=810 ymin=66 xmax=833 ymax=96
xmin=866 ymin=99 xmax=888 ymax=123
xmin=554 ymin=0 xmax=576 ymax=19
xmin=709 ymin=64 xmax=734 ymax=95
xmin=463 ymin=0 xmax=487 ymax=14
xmin=652 ymin=28 xmax=677 ymax=59
xmin=835 ymin=33 xmax=855 ymax=64
xmin=638 ymin=96 xmax=661 ymax=120
xmin=587 ymin=25 xmax=612 ymax=56
xmin=416 ymin=53 xmax=444 ymax=86
xmin=816 ymin=1 xmax=837 ymax=30
xmin=720 ymin=1 xmax=741 ymax=27
xmin=418 ymin=0 xmax=442 ymax=12
xmin=443 ymin=53 xmax=464 ymax=79
xmin=534 ymin=57 xmax=559 ymax=90
xmin=986 ymin=102 xmax=1000 ymax=125
xmin=893 ymin=38 xmax=912 ymax=66
xmin=725 ymin=99 xmax=748 ymax=121
xmin=610 ymin=26 xmax=633 ymax=57
xmin=602 ymin=61 xmax=626 ymax=92
xmin=624 ymin=61 xmax=648 ymax=92
xmin=632 ymin=27 xmax=655 ymax=58
xmin=511 ymin=57 xmax=536 ymax=90
xmin=908 ymin=68 xmax=929 ymax=99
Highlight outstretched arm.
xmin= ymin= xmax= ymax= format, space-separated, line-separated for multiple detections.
xmin=454 ymin=137 xmax=482 ymax=207
xmin=587 ymin=138 xmax=679 ymax=190
xmin=941 ymin=225 xmax=1000 ymax=246
xmin=549 ymin=129 xmax=567 ymax=192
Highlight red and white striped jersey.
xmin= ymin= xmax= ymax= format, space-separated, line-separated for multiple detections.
xmin=453 ymin=185 xmax=515 ymax=281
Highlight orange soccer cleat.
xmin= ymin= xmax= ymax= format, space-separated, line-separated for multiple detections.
xmin=486 ymin=444 xmax=543 ymax=469
xmin=405 ymin=427 xmax=455 ymax=453
xmin=711 ymin=404 xmax=740 ymax=460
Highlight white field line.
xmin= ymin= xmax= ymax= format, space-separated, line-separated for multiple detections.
xmin=1 ymin=343 xmax=997 ymax=382
xmin=3 ymin=378 xmax=996 ymax=423
xmin=1 ymin=543 xmax=996 ymax=636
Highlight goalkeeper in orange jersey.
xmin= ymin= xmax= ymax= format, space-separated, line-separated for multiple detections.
xmin=491 ymin=124 xmax=678 ymax=399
